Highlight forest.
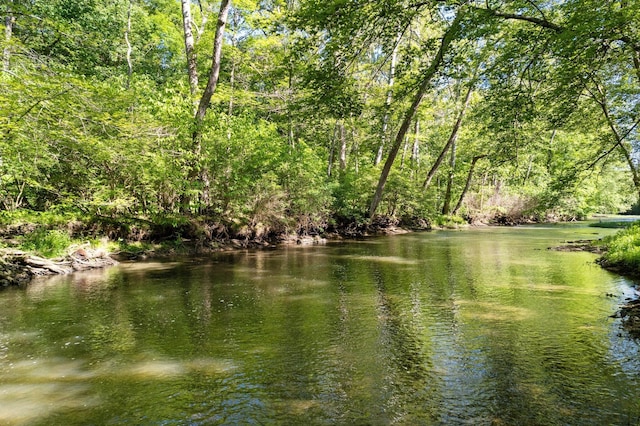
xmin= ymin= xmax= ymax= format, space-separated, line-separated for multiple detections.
xmin=2 ymin=0 xmax=640 ymax=247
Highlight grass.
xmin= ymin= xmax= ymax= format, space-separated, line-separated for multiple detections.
xmin=600 ymin=221 xmax=640 ymax=275
xmin=20 ymin=228 xmax=74 ymax=258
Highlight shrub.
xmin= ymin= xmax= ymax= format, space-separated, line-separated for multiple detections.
xmin=22 ymin=229 xmax=73 ymax=258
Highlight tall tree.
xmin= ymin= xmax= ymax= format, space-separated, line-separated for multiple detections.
xmin=368 ymin=9 xmax=465 ymax=218
xmin=422 ymin=83 xmax=473 ymax=190
xmin=3 ymin=0 xmax=13 ymax=75
xmin=194 ymin=0 xmax=231 ymax=129
xmin=181 ymin=0 xmax=199 ymax=97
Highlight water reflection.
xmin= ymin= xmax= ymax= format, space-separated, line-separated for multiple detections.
xmin=0 ymin=226 xmax=639 ymax=424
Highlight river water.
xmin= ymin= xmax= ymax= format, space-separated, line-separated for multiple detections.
xmin=1 ymin=224 xmax=640 ymax=425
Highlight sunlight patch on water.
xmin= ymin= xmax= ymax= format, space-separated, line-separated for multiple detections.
xmin=344 ymin=255 xmax=418 ymax=265
xmin=0 ymin=383 xmax=98 ymax=426
xmin=186 ymin=358 xmax=238 ymax=375
xmin=455 ymin=300 xmax=533 ymax=322
xmin=114 ymin=356 xmax=239 ymax=380
xmin=3 ymin=358 xmax=96 ymax=381
xmin=122 ymin=359 xmax=187 ymax=379
xmin=119 ymin=261 xmax=183 ymax=273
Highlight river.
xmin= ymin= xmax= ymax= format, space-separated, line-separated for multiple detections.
xmin=1 ymin=223 xmax=639 ymax=425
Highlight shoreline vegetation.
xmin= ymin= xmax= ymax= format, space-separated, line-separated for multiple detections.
xmin=0 ymin=211 xmax=437 ymax=287
xmin=0 ymin=208 xmax=523 ymax=286
xmin=1 ymin=211 xmax=638 ymax=283
xmin=3 ymin=211 xmax=640 ymax=336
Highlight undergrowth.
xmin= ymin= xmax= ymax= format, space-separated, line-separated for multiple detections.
xmin=600 ymin=221 xmax=640 ymax=275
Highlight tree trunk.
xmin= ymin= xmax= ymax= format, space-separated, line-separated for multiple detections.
xmin=328 ymin=121 xmax=338 ymax=177
xmin=522 ymin=154 xmax=533 ymax=186
xmin=184 ymin=0 xmax=231 ymax=212
xmin=339 ymin=121 xmax=347 ymax=170
xmin=452 ymin=155 xmax=486 ymax=215
xmin=411 ymin=118 xmax=420 ymax=166
xmin=124 ymin=0 xmax=133 ymax=89
xmin=227 ymin=10 xmax=239 ymax=140
xmin=375 ymin=34 xmax=401 ymax=166
xmin=195 ymin=1 xmax=209 ymax=43
xmin=351 ymin=121 xmax=359 ymax=173
xmin=441 ymin=135 xmax=457 ymax=215
xmin=181 ymin=0 xmax=199 ymax=97
xmin=287 ymin=66 xmax=295 ymax=148
xmin=422 ymin=83 xmax=473 ymax=189
xmin=194 ymin=0 xmax=230 ymax=127
xmin=400 ymin=135 xmax=409 ymax=170
xmin=368 ymin=10 xmax=464 ymax=218
xmin=602 ymin=103 xmax=640 ymax=201
xmin=3 ymin=0 xmax=13 ymax=75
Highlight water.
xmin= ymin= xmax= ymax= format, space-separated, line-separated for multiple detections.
xmin=1 ymin=224 xmax=640 ymax=425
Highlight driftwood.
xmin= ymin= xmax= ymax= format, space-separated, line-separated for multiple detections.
xmin=0 ymin=248 xmax=117 ymax=287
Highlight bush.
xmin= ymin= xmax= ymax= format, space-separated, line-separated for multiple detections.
xmin=600 ymin=221 xmax=640 ymax=274
xmin=21 ymin=229 xmax=73 ymax=258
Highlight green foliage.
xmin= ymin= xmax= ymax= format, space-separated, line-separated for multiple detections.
xmin=21 ymin=229 xmax=72 ymax=258
xmin=601 ymin=222 xmax=640 ymax=274
xmin=0 ymin=209 xmax=80 ymax=227
xmin=2 ymin=0 xmax=639 ymax=246
xmin=434 ymin=214 xmax=467 ymax=229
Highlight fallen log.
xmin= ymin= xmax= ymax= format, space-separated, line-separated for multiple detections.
xmin=0 ymin=248 xmax=118 ymax=287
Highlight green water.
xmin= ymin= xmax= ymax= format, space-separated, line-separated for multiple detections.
xmin=1 ymin=224 xmax=640 ymax=425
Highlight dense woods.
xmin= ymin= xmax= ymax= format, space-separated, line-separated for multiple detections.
xmin=1 ymin=0 xmax=639 ymax=244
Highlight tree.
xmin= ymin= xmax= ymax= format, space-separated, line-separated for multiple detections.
xmin=369 ymin=9 xmax=465 ymax=218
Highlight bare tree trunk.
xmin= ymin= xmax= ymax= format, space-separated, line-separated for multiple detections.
xmin=422 ymin=83 xmax=473 ymax=189
xmin=328 ymin=121 xmax=338 ymax=177
xmin=195 ymin=1 xmax=209 ymax=43
xmin=620 ymin=0 xmax=640 ymax=85
xmin=375 ymin=34 xmax=401 ymax=166
xmin=181 ymin=0 xmax=199 ymax=97
xmin=194 ymin=0 xmax=231 ymax=126
xmin=602 ymin=103 xmax=640 ymax=201
xmin=287 ymin=67 xmax=295 ymax=148
xmin=184 ymin=0 xmax=231 ymax=212
xmin=351 ymin=121 xmax=359 ymax=173
xmin=339 ymin=121 xmax=347 ymax=170
xmin=369 ymin=10 xmax=464 ymax=218
xmin=441 ymin=136 xmax=457 ymax=215
xmin=411 ymin=118 xmax=420 ymax=166
xmin=522 ymin=154 xmax=533 ymax=186
xmin=586 ymin=78 xmax=640 ymax=202
xmin=400 ymin=135 xmax=409 ymax=170
xmin=3 ymin=0 xmax=13 ymax=75
xmin=227 ymin=59 xmax=235 ymax=140
xmin=124 ymin=0 xmax=133 ymax=89
xmin=227 ymin=9 xmax=239 ymax=140
xmin=452 ymin=155 xmax=486 ymax=215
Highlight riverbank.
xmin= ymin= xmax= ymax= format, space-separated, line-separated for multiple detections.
xmin=2 ymin=213 xmax=636 ymax=288
xmin=0 ymin=214 xmax=436 ymax=287
xmin=0 ymin=247 xmax=117 ymax=287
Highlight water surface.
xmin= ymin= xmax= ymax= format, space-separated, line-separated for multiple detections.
xmin=1 ymin=224 xmax=639 ymax=425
